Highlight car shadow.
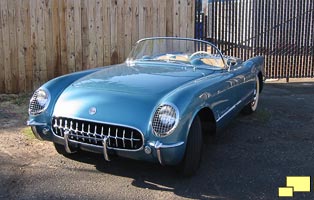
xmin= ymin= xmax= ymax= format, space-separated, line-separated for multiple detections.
xmin=59 ymin=114 xmax=277 ymax=200
xmin=62 ymin=144 xmax=228 ymax=199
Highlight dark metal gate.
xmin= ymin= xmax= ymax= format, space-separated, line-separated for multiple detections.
xmin=195 ymin=0 xmax=314 ymax=80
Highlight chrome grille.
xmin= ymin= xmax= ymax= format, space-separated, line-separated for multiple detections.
xmin=29 ymin=90 xmax=45 ymax=115
xmin=52 ymin=117 xmax=143 ymax=150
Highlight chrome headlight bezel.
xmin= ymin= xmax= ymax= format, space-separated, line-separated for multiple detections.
xmin=29 ymin=88 xmax=50 ymax=116
xmin=152 ymin=103 xmax=179 ymax=137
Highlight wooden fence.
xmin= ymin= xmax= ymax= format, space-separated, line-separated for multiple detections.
xmin=196 ymin=0 xmax=314 ymax=80
xmin=0 ymin=0 xmax=194 ymax=93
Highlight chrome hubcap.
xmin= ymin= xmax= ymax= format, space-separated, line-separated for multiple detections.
xmin=251 ymin=78 xmax=259 ymax=111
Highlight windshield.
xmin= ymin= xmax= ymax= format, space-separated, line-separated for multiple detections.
xmin=127 ymin=37 xmax=226 ymax=69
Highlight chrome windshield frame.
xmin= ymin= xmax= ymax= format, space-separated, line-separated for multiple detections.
xmin=127 ymin=37 xmax=227 ymax=69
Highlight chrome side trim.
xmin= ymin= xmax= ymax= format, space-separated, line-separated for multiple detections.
xmin=149 ymin=141 xmax=184 ymax=166
xmin=216 ymin=100 xmax=242 ymax=122
xmin=27 ymin=120 xmax=47 ymax=126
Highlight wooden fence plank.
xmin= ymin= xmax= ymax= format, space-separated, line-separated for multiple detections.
xmin=74 ymin=0 xmax=82 ymax=71
xmin=130 ymin=0 xmax=139 ymax=45
xmin=103 ymin=0 xmax=111 ymax=65
xmin=59 ymin=0 xmax=68 ymax=74
xmin=110 ymin=0 xmax=118 ymax=64
xmin=29 ymin=0 xmax=38 ymax=89
xmin=8 ymin=0 xmax=18 ymax=93
xmin=66 ymin=0 xmax=75 ymax=73
xmin=1 ymin=0 xmax=11 ymax=91
xmin=152 ymin=0 xmax=158 ymax=36
xmin=160 ymin=0 xmax=167 ymax=36
xmin=145 ymin=0 xmax=153 ymax=38
xmin=187 ymin=0 xmax=194 ymax=39
xmin=37 ymin=0 xmax=47 ymax=87
xmin=179 ymin=0 xmax=188 ymax=38
xmin=166 ymin=0 xmax=173 ymax=36
xmin=88 ymin=0 xmax=96 ymax=68
xmin=81 ymin=0 xmax=89 ymax=69
xmin=173 ymin=0 xmax=180 ymax=37
xmin=124 ymin=0 xmax=132 ymax=58
xmin=95 ymin=0 xmax=104 ymax=66
xmin=0 ymin=1 xmax=4 ymax=92
xmin=1 ymin=0 xmax=12 ymax=92
xmin=0 ymin=0 xmax=196 ymax=93
xmin=117 ymin=0 xmax=125 ymax=62
xmin=16 ymin=0 xmax=26 ymax=92
xmin=51 ymin=0 xmax=60 ymax=77
xmin=44 ymin=0 xmax=54 ymax=81
xmin=138 ymin=0 xmax=144 ymax=39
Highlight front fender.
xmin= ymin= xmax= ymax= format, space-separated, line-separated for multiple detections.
xmin=157 ymin=74 xmax=222 ymax=144
xmin=27 ymin=68 xmax=101 ymax=140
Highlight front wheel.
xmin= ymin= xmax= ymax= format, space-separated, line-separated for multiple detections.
xmin=178 ymin=116 xmax=203 ymax=176
xmin=242 ymin=76 xmax=260 ymax=114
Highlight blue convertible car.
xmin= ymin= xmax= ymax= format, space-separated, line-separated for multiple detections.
xmin=28 ymin=37 xmax=264 ymax=176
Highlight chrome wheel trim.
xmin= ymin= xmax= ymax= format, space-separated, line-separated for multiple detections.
xmin=251 ymin=77 xmax=260 ymax=111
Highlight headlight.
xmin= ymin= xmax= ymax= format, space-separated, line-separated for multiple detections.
xmin=152 ymin=104 xmax=179 ymax=137
xmin=29 ymin=88 xmax=50 ymax=115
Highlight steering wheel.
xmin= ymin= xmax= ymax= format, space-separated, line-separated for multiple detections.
xmin=189 ymin=51 xmax=211 ymax=61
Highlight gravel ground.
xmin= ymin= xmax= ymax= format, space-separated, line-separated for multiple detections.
xmin=1 ymin=82 xmax=314 ymax=200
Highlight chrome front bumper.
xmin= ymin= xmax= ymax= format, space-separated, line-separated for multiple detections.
xmin=60 ymin=129 xmax=184 ymax=165
xmin=28 ymin=119 xmax=185 ymax=165
xmin=56 ymin=131 xmax=184 ymax=165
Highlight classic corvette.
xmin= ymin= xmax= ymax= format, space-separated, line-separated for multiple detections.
xmin=27 ymin=37 xmax=264 ymax=176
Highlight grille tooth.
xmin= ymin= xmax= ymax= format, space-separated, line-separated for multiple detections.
xmin=94 ymin=125 xmax=97 ymax=144
xmin=52 ymin=117 xmax=143 ymax=150
xmin=108 ymin=127 xmax=111 ymax=146
xmin=87 ymin=124 xmax=91 ymax=143
xmin=82 ymin=123 xmax=85 ymax=142
xmin=101 ymin=126 xmax=104 ymax=137
xmin=131 ymin=131 xmax=134 ymax=149
xmin=122 ymin=130 xmax=126 ymax=148
xmin=115 ymin=128 xmax=118 ymax=148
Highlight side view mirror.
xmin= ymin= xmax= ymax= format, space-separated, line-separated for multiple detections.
xmin=227 ymin=58 xmax=237 ymax=67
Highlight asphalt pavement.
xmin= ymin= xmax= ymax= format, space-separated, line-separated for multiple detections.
xmin=1 ymin=82 xmax=314 ymax=200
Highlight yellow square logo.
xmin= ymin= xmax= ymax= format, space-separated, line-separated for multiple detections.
xmin=286 ymin=176 xmax=311 ymax=192
xmin=278 ymin=187 xmax=294 ymax=197
xmin=278 ymin=176 xmax=311 ymax=197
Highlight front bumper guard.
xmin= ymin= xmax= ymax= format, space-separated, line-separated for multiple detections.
xmin=148 ymin=141 xmax=184 ymax=166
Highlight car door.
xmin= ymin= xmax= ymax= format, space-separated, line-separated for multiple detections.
xmin=208 ymin=68 xmax=243 ymax=125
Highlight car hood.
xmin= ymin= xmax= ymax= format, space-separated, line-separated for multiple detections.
xmin=71 ymin=62 xmax=214 ymax=95
xmin=53 ymin=62 xmax=218 ymax=133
